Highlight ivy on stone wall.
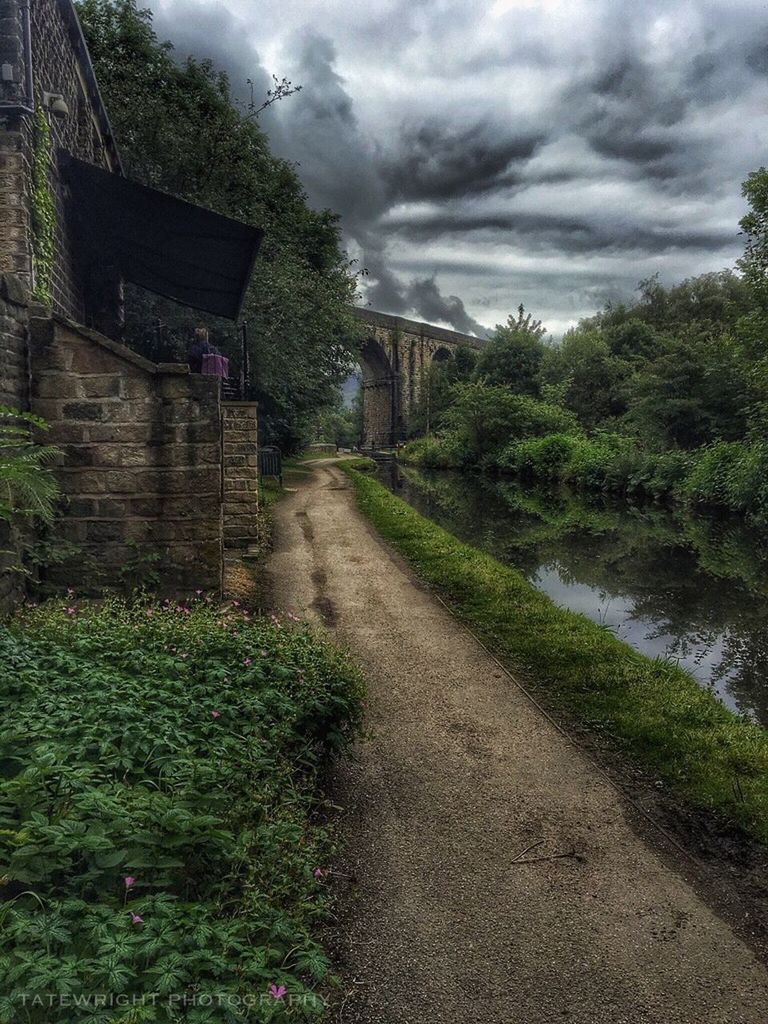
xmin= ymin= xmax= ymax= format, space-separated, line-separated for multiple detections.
xmin=31 ymin=109 xmax=56 ymax=305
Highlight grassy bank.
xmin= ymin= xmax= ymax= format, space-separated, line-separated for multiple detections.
xmin=0 ymin=597 xmax=363 ymax=1021
xmin=342 ymin=465 xmax=768 ymax=844
xmin=400 ymin=432 xmax=768 ymax=526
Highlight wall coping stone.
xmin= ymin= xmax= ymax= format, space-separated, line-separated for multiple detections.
xmin=353 ymin=306 xmax=486 ymax=349
xmin=36 ymin=314 xmax=177 ymax=376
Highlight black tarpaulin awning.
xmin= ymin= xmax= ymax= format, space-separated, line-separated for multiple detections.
xmin=59 ymin=151 xmax=264 ymax=320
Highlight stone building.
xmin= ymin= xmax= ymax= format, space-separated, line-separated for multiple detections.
xmin=0 ymin=0 xmax=262 ymax=605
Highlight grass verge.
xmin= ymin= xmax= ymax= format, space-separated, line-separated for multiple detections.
xmin=0 ymin=596 xmax=363 ymax=1021
xmin=342 ymin=465 xmax=768 ymax=844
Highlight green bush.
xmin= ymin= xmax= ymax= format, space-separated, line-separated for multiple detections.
xmin=399 ymin=435 xmax=465 ymax=470
xmin=442 ymin=383 xmax=578 ymax=461
xmin=498 ymin=433 xmax=578 ymax=478
xmin=0 ymin=598 xmax=363 ymax=1022
xmin=681 ymin=440 xmax=768 ymax=523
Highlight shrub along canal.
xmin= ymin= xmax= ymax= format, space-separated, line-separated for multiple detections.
xmin=376 ymin=462 xmax=768 ymax=725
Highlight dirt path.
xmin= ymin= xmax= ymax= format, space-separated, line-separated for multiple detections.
xmin=267 ymin=460 xmax=768 ymax=1024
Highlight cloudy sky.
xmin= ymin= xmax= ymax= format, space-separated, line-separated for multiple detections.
xmin=149 ymin=0 xmax=768 ymax=338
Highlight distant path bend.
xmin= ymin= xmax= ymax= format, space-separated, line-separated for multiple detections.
xmin=267 ymin=459 xmax=768 ymax=1024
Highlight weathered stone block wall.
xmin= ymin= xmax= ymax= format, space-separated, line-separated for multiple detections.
xmin=29 ymin=315 xmax=223 ymax=592
xmin=0 ymin=125 xmax=32 ymax=286
xmin=0 ymin=273 xmax=30 ymax=612
xmin=0 ymin=0 xmax=119 ymax=316
xmin=30 ymin=0 xmax=117 ymax=321
xmin=222 ymin=403 xmax=259 ymax=552
xmin=0 ymin=273 xmax=29 ymax=410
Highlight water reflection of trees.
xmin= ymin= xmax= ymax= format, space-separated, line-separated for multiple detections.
xmin=389 ymin=465 xmax=768 ymax=722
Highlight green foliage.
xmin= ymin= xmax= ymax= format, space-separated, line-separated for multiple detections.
xmin=540 ymin=327 xmax=631 ymax=428
xmin=680 ymin=441 xmax=768 ymax=521
xmin=344 ymin=467 xmax=768 ymax=843
xmin=0 ymin=597 xmax=363 ymax=1021
xmin=409 ymin=345 xmax=477 ymax=436
xmin=76 ymin=0 xmax=358 ymax=453
xmin=739 ymin=169 xmax=768 ymax=299
xmin=441 ymin=383 xmax=577 ymax=464
xmin=30 ymin=109 xmax=56 ymax=305
xmin=474 ymin=306 xmax=546 ymax=396
xmin=312 ymin=388 xmax=362 ymax=449
xmin=0 ymin=408 xmax=59 ymax=526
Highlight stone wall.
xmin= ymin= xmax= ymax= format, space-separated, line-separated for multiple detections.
xmin=0 ymin=273 xmax=30 ymax=612
xmin=0 ymin=0 xmax=119 ymax=317
xmin=0 ymin=122 xmax=31 ymax=286
xmin=221 ymin=402 xmax=259 ymax=552
xmin=29 ymin=315 xmax=224 ymax=592
xmin=0 ymin=272 xmax=29 ymax=410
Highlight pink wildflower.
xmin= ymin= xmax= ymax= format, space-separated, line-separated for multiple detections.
xmin=243 ymin=657 xmax=252 ymax=667
xmin=195 ymin=589 xmax=203 ymax=596
xmin=130 ymin=913 xmax=144 ymax=925
xmin=268 ymin=985 xmax=286 ymax=1001
xmin=145 ymin=608 xmax=153 ymax=617
xmin=233 ymin=600 xmax=240 ymax=608
xmin=313 ymin=867 xmax=325 ymax=879
xmin=124 ymin=876 xmax=135 ymax=889
xmin=66 ymin=607 xmax=76 ymax=616
xmin=66 ymin=588 xmax=74 ymax=596
xmin=211 ymin=710 xmax=221 ymax=719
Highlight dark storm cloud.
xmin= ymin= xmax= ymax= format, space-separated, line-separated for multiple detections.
xmin=384 ymin=123 xmax=544 ymax=201
xmin=404 ymin=277 xmax=491 ymax=337
xmin=385 ymin=210 xmax=739 ymax=256
xmin=147 ymin=0 xmax=768 ymax=333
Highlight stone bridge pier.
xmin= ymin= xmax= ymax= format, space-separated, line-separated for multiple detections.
xmin=353 ymin=308 xmax=484 ymax=447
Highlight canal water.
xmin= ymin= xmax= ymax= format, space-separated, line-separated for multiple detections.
xmin=376 ymin=463 xmax=768 ymax=725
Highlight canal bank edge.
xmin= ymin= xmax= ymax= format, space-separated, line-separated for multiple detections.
xmin=341 ymin=465 xmax=768 ymax=860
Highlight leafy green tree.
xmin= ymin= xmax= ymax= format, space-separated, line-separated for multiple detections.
xmin=77 ymin=0 xmax=357 ymax=452
xmin=474 ymin=306 xmax=546 ymax=396
xmin=410 ymin=344 xmax=478 ymax=435
xmin=313 ymin=389 xmax=363 ymax=448
xmin=540 ymin=327 xmax=630 ymax=428
xmin=739 ymin=169 xmax=768 ymax=299
xmin=624 ymin=330 xmax=750 ymax=448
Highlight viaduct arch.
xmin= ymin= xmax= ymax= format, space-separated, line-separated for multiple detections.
xmin=353 ymin=308 xmax=485 ymax=447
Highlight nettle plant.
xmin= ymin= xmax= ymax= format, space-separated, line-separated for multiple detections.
xmin=0 ymin=598 xmax=364 ymax=1022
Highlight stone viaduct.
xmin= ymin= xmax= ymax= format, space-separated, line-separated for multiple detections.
xmin=352 ymin=308 xmax=485 ymax=446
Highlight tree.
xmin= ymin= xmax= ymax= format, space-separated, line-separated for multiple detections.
xmin=77 ymin=0 xmax=357 ymax=452
xmin=739 ymin=168 xmax=768 ymax=300
xmin=540 ymin=327 xmax=630 ymax=429
xmin=474 ymin=306 xmax=546 ymax=396
xmin=313 ymin=389 xmax=363 ymax=448
xmin=410 ymin=345 xmax=478 ymax=436
xmin=624 ymin=330 xmax=750 ymax=448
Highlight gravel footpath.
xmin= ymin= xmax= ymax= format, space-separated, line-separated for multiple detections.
xmin=267 ymin=460 xmax=768 ymax=1024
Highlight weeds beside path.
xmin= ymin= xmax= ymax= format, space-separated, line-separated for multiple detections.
xmin=267 ymin=459 xmax=768 ymax=1024
xmin=0 ymin=597 xmax=363 ymax=1022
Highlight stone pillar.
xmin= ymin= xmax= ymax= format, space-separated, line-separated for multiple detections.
xmin=221 ymin=401 xmax=259 ymax=551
